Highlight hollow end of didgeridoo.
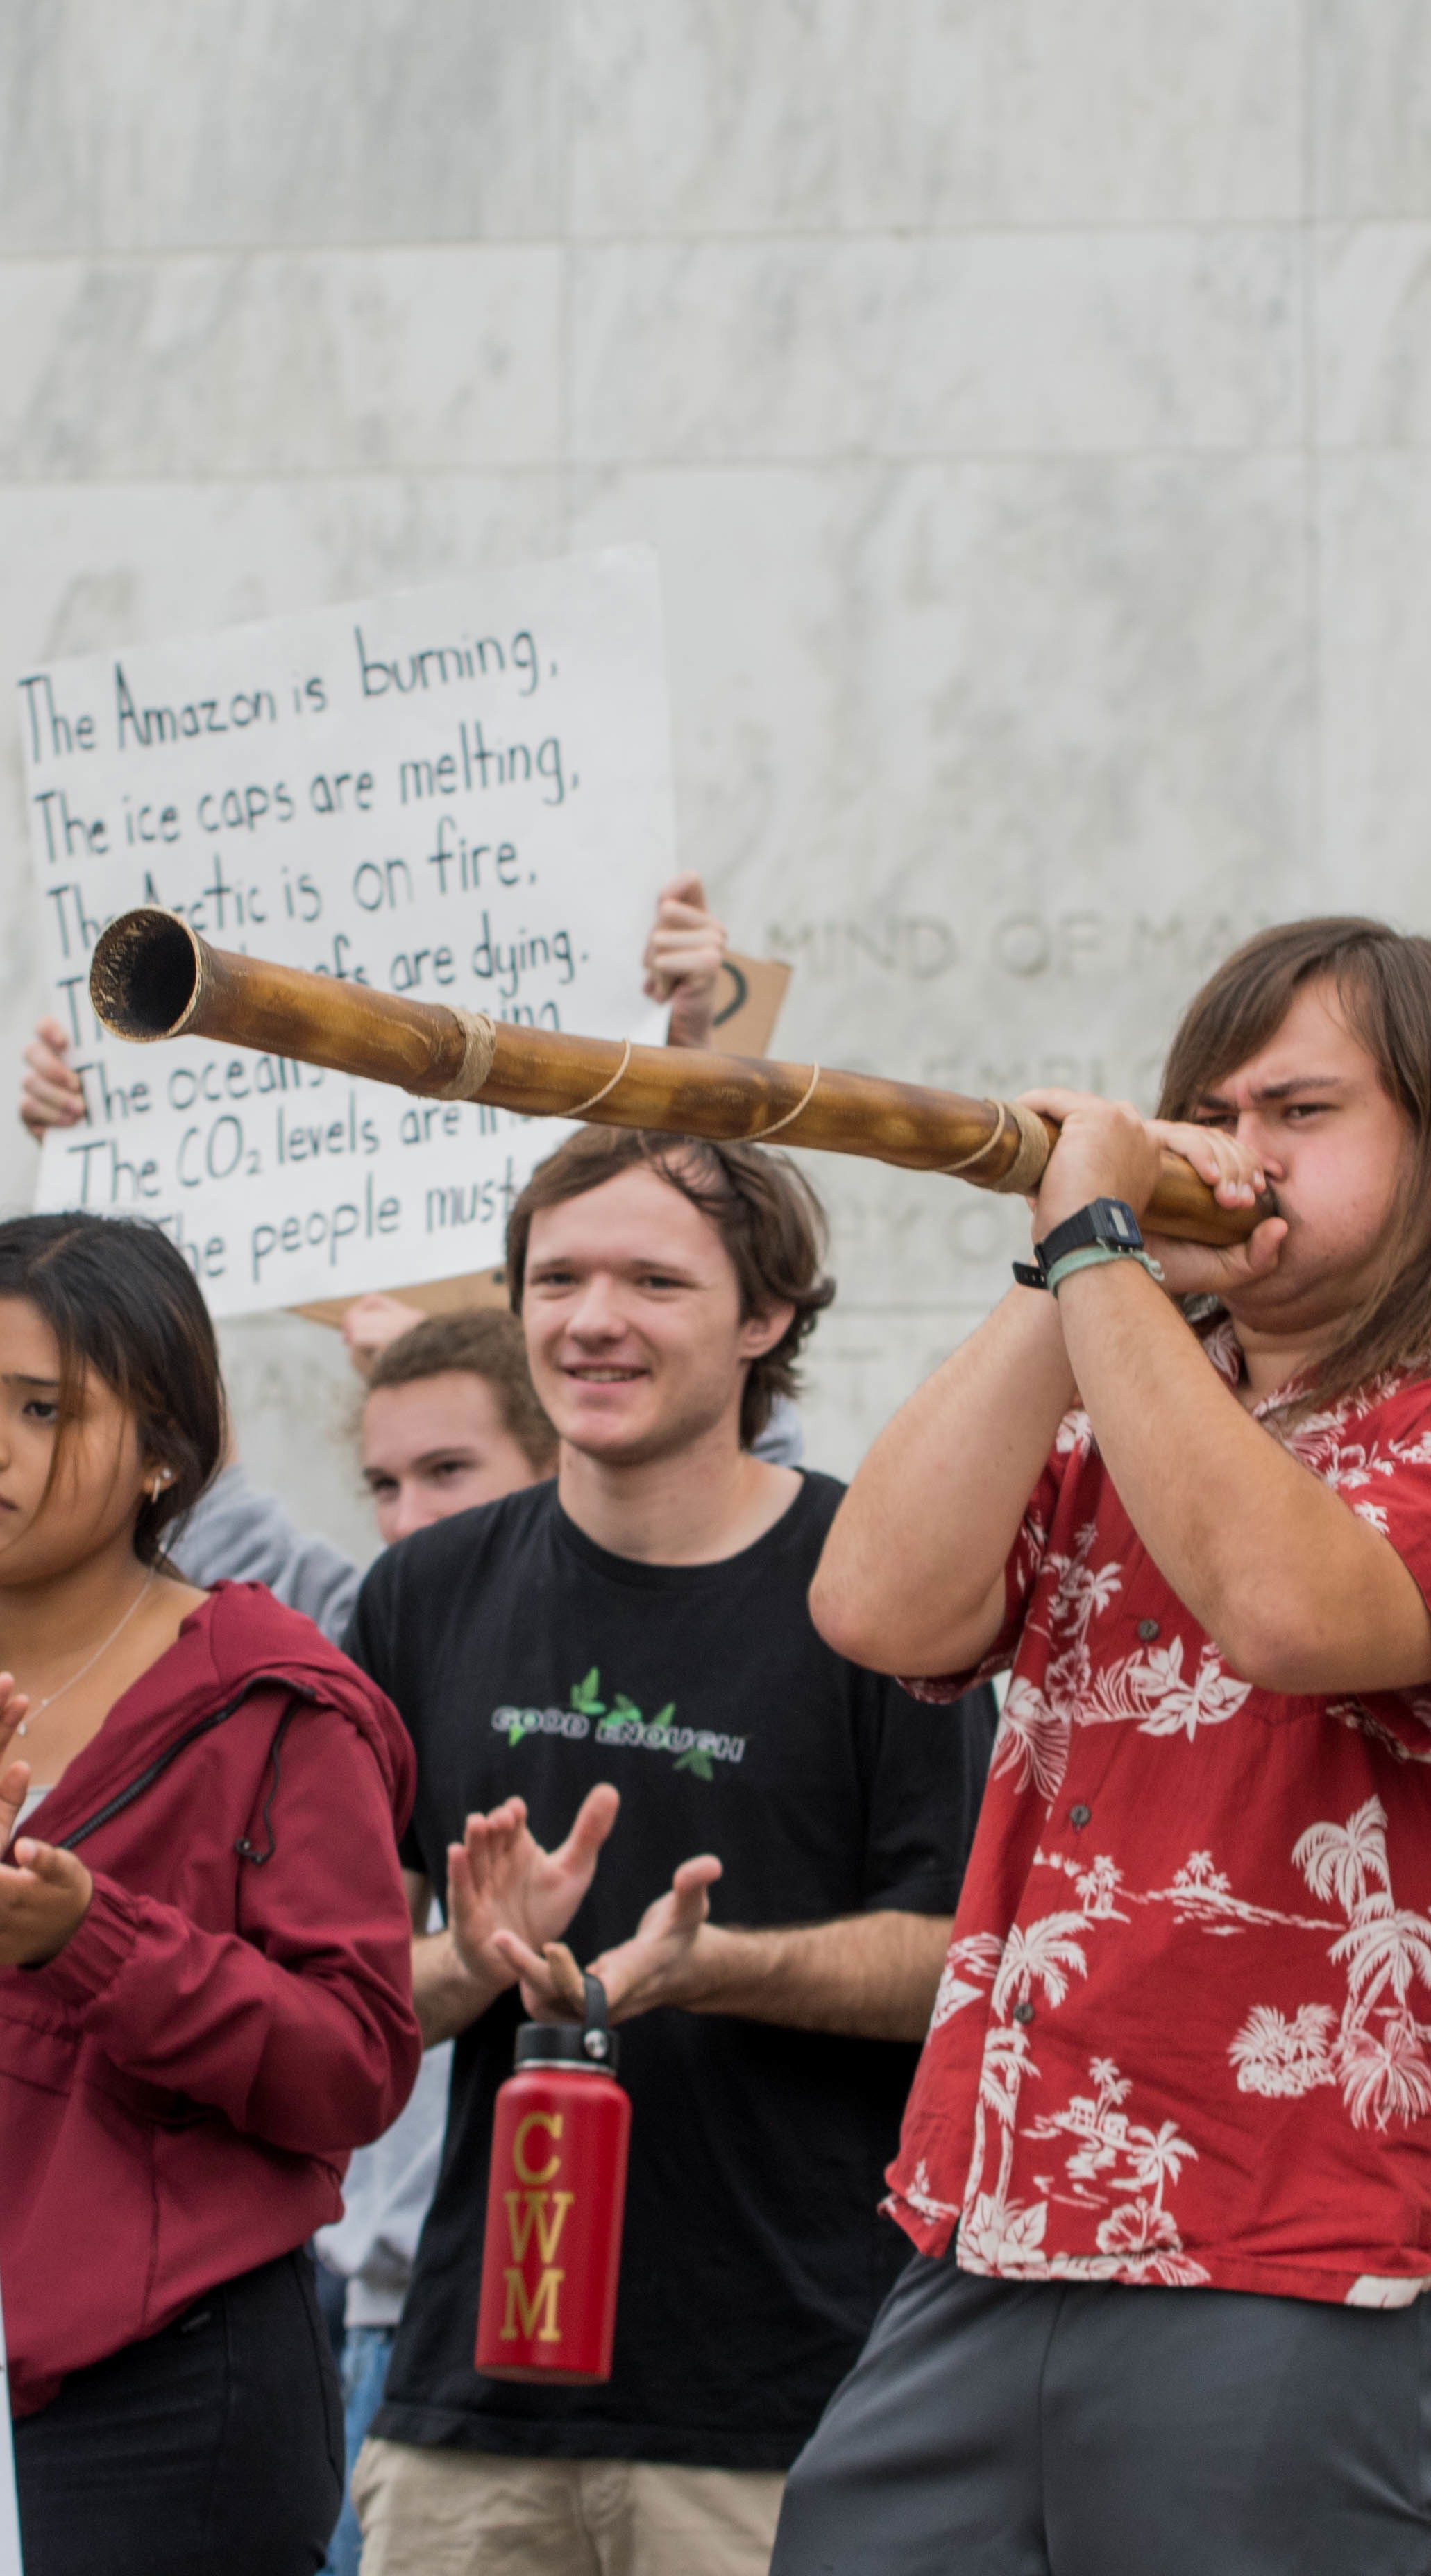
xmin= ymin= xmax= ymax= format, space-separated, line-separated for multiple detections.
xmin=90 ymin=909 xmax=203 ymax=1042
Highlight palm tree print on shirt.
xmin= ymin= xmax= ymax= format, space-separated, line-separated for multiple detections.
xmin=1024 ymin=2057 xmax=1205 ymax=2286
xmin=1231 ymin=1796 xmax=1431 ymax=2128
xmin=944 ymin=1895 xmax=1208 ymax=2285
xmin=910 ymin=1357 xmax=1431 ymax=2290
xmin=936 ymin=1793 xmax=1431 ymax=2285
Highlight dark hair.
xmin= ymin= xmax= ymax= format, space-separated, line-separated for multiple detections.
xmin=504 ymin=1127 xmax=835 ymax=1445
xmin=1158 ymin=916 xmax=1431 ymax=1406
xmin=0 ymin=1212 xmax=226 ymax=1564
xmin=366 ymin=1309 xmax=557 ymax=1472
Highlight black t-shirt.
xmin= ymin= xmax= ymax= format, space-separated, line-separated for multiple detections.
xmin=346 ymin=1472 xmax=996 ymax=2470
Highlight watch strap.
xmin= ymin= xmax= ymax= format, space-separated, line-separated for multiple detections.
xmin=1013 ymin=1196 xmax=1150 ymax=1293
xmin=1044 ymin=1242 xmax=1163 ymax=1296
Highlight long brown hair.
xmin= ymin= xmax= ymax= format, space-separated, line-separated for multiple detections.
xmin=505 ymin=1127 xmax=834 ymax=1446
xmin=1158 ymin=917 xmax=1431 ymax=1406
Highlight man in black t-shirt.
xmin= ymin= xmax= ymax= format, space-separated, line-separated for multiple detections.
xmin=346 ymin=1128 xmax=997 ymax=2576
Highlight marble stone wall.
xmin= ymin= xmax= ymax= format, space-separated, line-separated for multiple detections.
xmin=2 ymin=1 xmax=1428 ymax=1554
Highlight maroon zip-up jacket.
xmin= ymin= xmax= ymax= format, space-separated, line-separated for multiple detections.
xmin=1 ymin=1582 xmax=421 ymax=2417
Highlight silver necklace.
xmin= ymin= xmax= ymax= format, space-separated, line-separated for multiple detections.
xmin=13 ymin=1568 xmax=156 ymax=1737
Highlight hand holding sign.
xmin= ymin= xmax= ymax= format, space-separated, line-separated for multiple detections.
xmin=19 ymin=1022 xmax=85 ymax=1144
xmin=642 ymin=872 xmax=727 ymax=1049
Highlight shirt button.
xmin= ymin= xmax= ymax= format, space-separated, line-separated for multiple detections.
xmin=1013 ymin=2002 xmax=1035 ymax=2026
xmin=1137 ymin=1618 xmax=1160 ymax=1642
xmin=1069 ymin=1803 xmax=1092 ymax=1829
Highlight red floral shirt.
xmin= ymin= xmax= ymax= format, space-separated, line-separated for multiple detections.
xmin=888 ymin=1323 xmax=1431 ymax=2307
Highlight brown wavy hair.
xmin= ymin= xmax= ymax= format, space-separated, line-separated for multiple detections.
xmin=505 ymin=1127 xmax=835 ymax=1445
xmin=367 ymin=1309 xmax=557 ymax=1473
xmin=1158 ymin=917 xmax=1431 ymax=1407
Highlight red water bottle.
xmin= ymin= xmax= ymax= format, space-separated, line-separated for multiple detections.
xmin=475 ymin=1974 xmax=631 ymax=2385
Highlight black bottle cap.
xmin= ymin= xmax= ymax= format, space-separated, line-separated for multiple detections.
xmin=514 ymin=1970 xmax=618 ymax=2074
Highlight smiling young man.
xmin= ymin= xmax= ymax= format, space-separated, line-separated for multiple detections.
xmin=341 ymin=1128 xmax=997 ymax=2576
xmin=772 ymin=918 xmax=1431 ymax=2576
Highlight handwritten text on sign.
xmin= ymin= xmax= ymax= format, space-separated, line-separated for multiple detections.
xmin=22 ymin=548 xmax=672 ymax=1314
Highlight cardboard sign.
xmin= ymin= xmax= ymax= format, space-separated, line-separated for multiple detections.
xmin=22 ymin=548 xmax=672 ymax=1316
xmin=293 ymin=947 xmax=795 ymax=1331
xmin=0 ymin=2276 xmax=22 ymax=2575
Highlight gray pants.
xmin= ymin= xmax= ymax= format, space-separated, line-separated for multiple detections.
xmin=772 ymin=2251 xmax=1431 ymax=2575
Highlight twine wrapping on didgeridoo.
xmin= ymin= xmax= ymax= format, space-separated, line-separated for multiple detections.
xmin=939 ymin=1098 xmax=1051 ymax=1196
xmin=427 ymin=1009 xmax=498 ymax=1101
xmin=749 ymin=1062 xmax=822 ymax=1143
xmin=563 ymin=1037 xmax=636 ymax=1121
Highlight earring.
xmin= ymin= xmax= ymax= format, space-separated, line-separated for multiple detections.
xmin=149 ymin=1470 xmax=172 ymax=1501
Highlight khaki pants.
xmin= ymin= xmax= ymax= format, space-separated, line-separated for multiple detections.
xmin=353 ymin=2435 xmax=784 ymax=2576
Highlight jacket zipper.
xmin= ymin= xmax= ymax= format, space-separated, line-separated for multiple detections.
xmin=55 ymin=1678 xmax=316 ymax=1854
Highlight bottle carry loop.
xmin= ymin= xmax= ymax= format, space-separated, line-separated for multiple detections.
xmin=581 ymin=1973 xmax=612 ymax=2064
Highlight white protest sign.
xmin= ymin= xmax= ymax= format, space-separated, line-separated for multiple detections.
xmin=0 ymin=2274 xmax=22 ymax=2575
xmin=22 ymin=548 xmax=672 ymax=1315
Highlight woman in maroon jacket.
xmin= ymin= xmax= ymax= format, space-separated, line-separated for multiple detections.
xmin=0 ymin=1212 xmax=421 ymax=2576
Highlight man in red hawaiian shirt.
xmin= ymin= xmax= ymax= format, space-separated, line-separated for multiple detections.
xmin=772 ymin=918 xmax=1431 ymax=2576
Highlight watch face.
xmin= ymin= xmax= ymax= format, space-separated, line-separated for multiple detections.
xmin=1099 ymin=1198 xmax=1142 ymax=1245
xmin=1037 ymin=1197 xmax=1143 ymax=1266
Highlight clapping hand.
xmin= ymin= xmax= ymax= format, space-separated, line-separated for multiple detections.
xmin=0 ymin=1677 xmax=92 ymax=1968
xmin=445 ymin=1786 xmax=621 ymax=1994
xmin=493 ymin=1851 xmax=724 ymax=2026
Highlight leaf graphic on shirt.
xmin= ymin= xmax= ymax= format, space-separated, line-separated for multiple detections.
xmin=1087 ymin=1638 xmax=1251 ymax=1740
xmin=992 ymin=1677 xmax=1071 ymax=1799
xmin=649 ymin=1703 xmax=675 ymax=1734
xmin=611 ymin=1691 xmax=643 ymax=1722
xmin=675 ymin=1743 xmax=715 ymax=1779
xmin=962 ymin=2191 xmax=1049 ymax=2272
xmin=570 ymin=1668 xmax=606 ymax=1715
xmin=999 ymin=2199 xmax=1050 ymax=2257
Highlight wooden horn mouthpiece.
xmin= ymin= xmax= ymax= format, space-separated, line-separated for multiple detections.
xmin=87 ymin=908 xmax=1264 ymax=1247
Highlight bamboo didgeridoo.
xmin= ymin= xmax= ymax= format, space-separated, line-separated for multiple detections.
xmin=87 ymin=908 xmax=1267 ymax=1246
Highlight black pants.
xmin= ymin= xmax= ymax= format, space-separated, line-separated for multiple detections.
xmin=13 ymin=2248 xmax=344 ymax=2576
xmin=772 ymin=2250 xmax=1431 ymax=2575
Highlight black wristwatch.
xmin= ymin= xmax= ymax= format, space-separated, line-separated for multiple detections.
xmin=1013 ymin=1198 xmax=1145 ymax=1292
